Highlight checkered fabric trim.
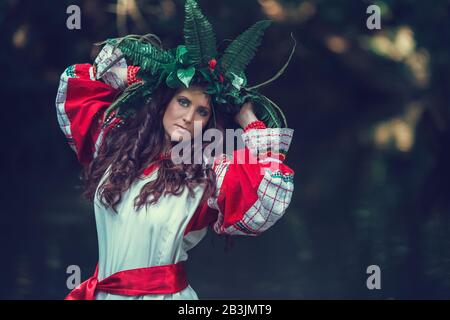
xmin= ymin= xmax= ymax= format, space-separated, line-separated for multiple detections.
xmin=93 ymin=126 xmax=105 ymax=159
xmin=271 ymin=170 xmax=294 ymax=183
xmin=207 ymin=154 xmax=231 ymax=234
xmin=208 ymin=154 xmax=231 ymax=211
xmin=94 ymin=44 xmax=127 ymax=90
xmin=220 ymin=169 xmax=294 ymax=236
xmin=88 ymin=66 xmax=96 ymax=81
xmin=55 ymin=65 xmax=77 ymax=153
xmin=242 ymin=128 xmax=294 ymax=158
xmin=66 ymin=65 xmax=76 ymax=78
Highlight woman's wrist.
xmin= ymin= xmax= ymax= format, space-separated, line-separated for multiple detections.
xmin=237 ymin=111 xmax=259 ymax=128
xmin=235 ymin=102 xmax=259 ymax=128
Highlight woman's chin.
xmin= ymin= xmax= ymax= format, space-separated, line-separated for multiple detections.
xmin=169 ymin=131 xmax=191 ymax=142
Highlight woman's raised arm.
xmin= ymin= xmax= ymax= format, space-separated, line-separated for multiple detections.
xmin=185 ymin=104 xmax=294 ymax=237
xmin=55 ymin=44 xmax=141 ymax=166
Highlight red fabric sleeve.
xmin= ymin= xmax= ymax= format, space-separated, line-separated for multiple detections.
xmin=214 ymin=147 xmax=294 ymax=235
xmin=184 ymin=126 xmax=295 ymax=238
xmin=56 ymin=64 xmax=120 ymax=165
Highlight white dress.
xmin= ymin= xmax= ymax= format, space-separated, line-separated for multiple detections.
xmin=56 ymin=44 xmax=295 ymax=300
xmin=94 ymin=166 xmax=203 ymax=300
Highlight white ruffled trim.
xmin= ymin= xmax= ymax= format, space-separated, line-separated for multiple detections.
xmin=94 ymin=44 xmax=127 ymax=90
xmin=242 ymin=128 xmax=294 ymax=157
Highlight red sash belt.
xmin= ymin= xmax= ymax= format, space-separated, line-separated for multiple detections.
xmin=65 ymin=261 xmax=188 ymax=300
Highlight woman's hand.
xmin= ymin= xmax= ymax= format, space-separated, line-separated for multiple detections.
xmin=235 ymin=102 xmax=259 ymax=129
xmin=110 ymin=66 xmax=128 ymax=85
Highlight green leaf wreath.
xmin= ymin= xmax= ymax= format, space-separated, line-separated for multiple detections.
xmin=96 ymin=0 xmax=296 ymax=128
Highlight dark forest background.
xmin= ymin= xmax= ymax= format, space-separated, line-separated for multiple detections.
xmin=1 ymin=0 xmax=449 ymax=299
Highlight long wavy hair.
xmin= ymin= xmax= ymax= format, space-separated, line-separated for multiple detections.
xmin=81 ymin=84 xmax=234 ymax=213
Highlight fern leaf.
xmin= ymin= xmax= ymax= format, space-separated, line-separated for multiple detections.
xmin=184 ymin=0 xmax=217 ymax=65
xmin=245 ymin=90 xmax=287 ymax=128
xmin=116 ymin=38 xmax=174 ymax=74
xmin=220 ymin=20 xmax=272 ymax=75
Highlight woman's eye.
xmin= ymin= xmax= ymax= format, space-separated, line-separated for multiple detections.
xmin=198 ymin=108 xmax=210 ymax=117
xmin=178 ymin=98 xmax=189 ymax=107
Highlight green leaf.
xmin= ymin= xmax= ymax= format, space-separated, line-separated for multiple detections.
xmin=230 ymin=72 xmax=245 ymax=90
xmin=260 ymin=104 xmax=280 ymax=128
xmin=220 ymin=20 xmax=272 ymax=75
xmin=259 ymin=93 xmax=287 ymax=127
xmin=247 ymin=91 xmax=287 ymax=128
xmin=241 ymin=73 xmax=248 ymax=87
xmin=166 ymin=71 xmax=182 ymax=88
xmin=184 ymin=0 xmax=217 ymax=66
xmin=214 ymin=81 xmax=222 ymax=93
xmin=160 ymin=61 xmax=177 ymax=75
xmin=199 ymin=68 xmax=213 ymax=82
xmin=106 ymin=36 xmax=175 ymax=75
xmin=177 ymin=66 xmax=196 ymax=88
xmin=176 ymin=45 xmax=189 ymax=64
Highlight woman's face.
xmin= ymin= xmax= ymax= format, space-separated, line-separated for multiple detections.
xmin=163 ymin=86 xmax=212 ymax=142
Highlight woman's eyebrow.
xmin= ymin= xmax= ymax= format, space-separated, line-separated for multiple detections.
xmin=198 ymin=104 xmax=211 ymax=110
xmin=178 ymin=95 xmax=191 ymax=102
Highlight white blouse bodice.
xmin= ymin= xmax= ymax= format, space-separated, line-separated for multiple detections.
xmin=93 ymin=167 xmax=205 ymax=299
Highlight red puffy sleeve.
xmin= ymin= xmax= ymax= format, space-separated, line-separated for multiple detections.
xmin=185 ymin=127 xmax=294 ymax=237
xmin=55 ymin=44 xmax=141 ymax=166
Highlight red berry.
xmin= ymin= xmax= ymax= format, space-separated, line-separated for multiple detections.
xmin=208 ymin=59 xmax=217 ymax=70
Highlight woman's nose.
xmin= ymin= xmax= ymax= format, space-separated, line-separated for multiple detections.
xmin=183 ymin=107 xmax=196 ymax=123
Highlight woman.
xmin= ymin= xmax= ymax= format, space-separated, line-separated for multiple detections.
xmin=56 ymin=0 xmax=295 ymax=300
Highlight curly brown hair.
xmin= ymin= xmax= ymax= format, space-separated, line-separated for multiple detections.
xmin=80 ymin=84 xmax=234 ymax=213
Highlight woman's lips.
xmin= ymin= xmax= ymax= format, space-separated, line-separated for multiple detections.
xmin=174 ymin=124 xmax=189 ymax=133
